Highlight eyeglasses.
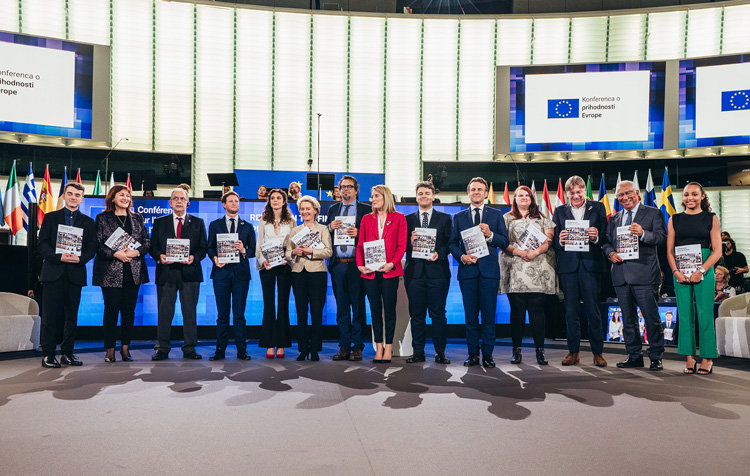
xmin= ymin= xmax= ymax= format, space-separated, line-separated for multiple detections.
xmin=339 ymin=185 xmax=355 ymax=190
xmin=616 ymin=190 xmax=636 ymax=199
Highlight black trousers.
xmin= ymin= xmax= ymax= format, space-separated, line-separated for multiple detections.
xmin=406 ymin=275 xmax=449 ymax=355
xmin=101 ymin=281 xmax=140 ymax=348
xmin=291 ymin=270 xmax=327 ymax=353
xmin=507 ymin=292 xmax=546 ymax=349
xmin=364 ymin=273 xmax=399 ymax=345
xmin=40 ymin=269 xmax=82 ymax=357
xmin=258 ymin=265 xmax=292 ymax=348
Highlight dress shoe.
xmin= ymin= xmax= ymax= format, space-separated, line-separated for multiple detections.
xmin=510 ymin=347 xmax=522 ymax=364
xmin=593 ymin=354 xmax=607 ymax=367
xmin=616 ymin=356 xmax=645 ymax=368
xmin=237 ymin=352 xmax=252 ymax=361
xmin=276 ymin=349 xmax=285 ymax=359
xmin=151 ymin=351 xmax=169 ymax=361
xmin=265 ymin=349 xmax=275 ymax=359
xmin=536 ymin=348 xmax=548 ymax=365
xmin=310 ymin=351 xmax=320 ymax=362
xmin=649 ymin=359 xmax=663 ymax=371
xmin=209 ymin=353 xmax=225 ymax=361
xmin=561 ymin=352 xmax=580 ymax=366
xmin=297 ymin=352 xmax=308 ymax=361
xmin=434 ymin=352 xmax=451 ymax=365
xmin=60 ymin=354 xmax=83 ymax=366
xmin=482 ymin=356 xmax=496 ymax=368
xmin=333 ymin=348 xmax=350 ymax=361
xmin=120 ymin=351 xmax=133 ymax=362
xmin=183 ymin=352 xmax=202 ymax=360
xmin=349 ymin=349 xmax=363 ymax=361
xmin=42 ymin=356 xmax=61 ymax=368
xmin=464 ymin=355 xmax=480 ymax=367
xmin=406 ymin=353 xmax=426 ymax=363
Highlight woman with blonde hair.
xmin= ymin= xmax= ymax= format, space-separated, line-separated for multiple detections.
xmin=714 ymin=265 xmax=736 ymax=303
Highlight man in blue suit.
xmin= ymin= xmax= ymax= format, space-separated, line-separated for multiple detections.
xmin=602 ymin=180 xmax=667 ymax=370
xmin=449 ymin=177 xmax=509 ymax=367
xmin=552 ymin=175 xmax=608 ymax=367
xmin=207 ymin=191 xmax=257 ymax=361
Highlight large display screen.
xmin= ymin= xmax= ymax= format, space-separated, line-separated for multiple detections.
xmin=509 ymin=62 xmax=665 ymax=152
xmin=0 ymin=32 xmax=93 ymax=139
xmin=606 ymin=305 xmax=678 ymax=346
xmin=73 ymin=198 xmax=512 ymax=327
xmin=679 ymin=55 xmax=750 ymax=148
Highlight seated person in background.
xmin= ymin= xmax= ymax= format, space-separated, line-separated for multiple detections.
xmin=257 ymin=185 xmax=268 ymax=200
xmin=714 ymin=265 xmax=736 ymax=303
xmin=722 ymin=238 xmax=748 ymax=292
xmin=659 ymin=270 xmax=675 ymax=298
xmin=333 ymin=186 xmax=341 ymax=201
xmin=288 ymin=182 xmax=301 ymax=202
xmin=143 ymin=190 xmax=154 ymax=197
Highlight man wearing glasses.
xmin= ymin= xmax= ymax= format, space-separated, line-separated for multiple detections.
xmin=149 ymin=187 xmax=208 ymax=360
xmin=602 ymin=180 xmax=667 ymax=370
xmin=326 ymin=175 xmax=372 ymax=361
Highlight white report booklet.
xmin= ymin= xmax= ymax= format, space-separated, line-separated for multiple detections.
xmin=460 ymin=225 xmax=489 ymax=259
xmin=55 ymin=225 xmax=84 ymax=256
xmin=412 ymin=227 xmax=437 ymax=259
xmin=565 ymin=219 xmax=589 ymax=252
xmin=216 ymin=233 xmax=240 ymax=264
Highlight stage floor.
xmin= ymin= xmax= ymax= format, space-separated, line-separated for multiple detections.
xmin=1 ymin=340 xmax=749 ymax=475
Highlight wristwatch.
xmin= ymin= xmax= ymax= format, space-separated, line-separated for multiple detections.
xmin=698 ymin=267 xmax=706 ymax=275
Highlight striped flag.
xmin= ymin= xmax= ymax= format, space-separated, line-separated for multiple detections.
xmin=613 ymin=172 xmax=623 ymax=213
xmin=126 ymin=173 xmax=132 ymax=193
xmin=4 ymin=161 xmax=23 ymax=235
xmin=555 ymin=178 xmax=566 ymax=208
xmin=530 ymin=180 xmax=536 ymax=197
xmin=0 ymin=173 xmax=4 ymax=227
xmin=503 ymin=182 xmax=510 ymax=205
xmin=109 ymin=172 xmax=115 ymax=192
xmin=659 ymin=167 xmax=676 ymax=226
xmin=644 ymin=169 xmax=656 ymax=207
xmin=93 ymin=170 xmax=102 ymax=196
xmin=633 ymin=170 xmax=641 ymax=201
xmin=598 ymin=174 xmax=612 ymax=219
xmin=585 ymin=175 xmax=593 ymax=200
xmin=75 ymin=168 xmax=82 ymax=184
xmin=541 ymin=180 xmax=553 ymax=219
xmin=37 ymin=165 xmax=55 ymax=227
xmin=21 ymin=163 xmax=37 ymax=231
xmin=56 ymin=167 xmax=68 ymax=210
xmin=488 ymin=182 xmax=495 ymax=204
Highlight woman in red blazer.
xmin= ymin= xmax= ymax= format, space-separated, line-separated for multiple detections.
xmin=356 ymin=185 xmax=407 ymax=363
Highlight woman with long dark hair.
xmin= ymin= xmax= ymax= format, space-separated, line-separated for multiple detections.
xmin=93 ymin=185 xmax=150 ymax=362
xmin=255 ymin=189 xmax=295 ymax=359
xmin=667 ymin=182 xmax=722 ymax=375
xmin=499 ymin=186 xmax=556 ymax=365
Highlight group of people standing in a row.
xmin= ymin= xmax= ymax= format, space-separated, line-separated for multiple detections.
xmin=37 ymin=174 xmax=721 ymax=376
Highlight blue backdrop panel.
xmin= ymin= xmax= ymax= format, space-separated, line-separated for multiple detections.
xmin=75 ymin=198 xmax=511 ymax=327
xmin=234 ymin=170 xmax=385 ymax=200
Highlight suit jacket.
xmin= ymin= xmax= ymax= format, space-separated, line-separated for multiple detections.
xmin=601 ymin=204 xmax=666 ymax=287
xmin=325 ymin=200 xmax=372 ymax=268
xmin=404 ymin=209 xmax=452 ymax=281
xmin=38 ymin=208 xmax=97 ymax=286
xmin=207 ymin=216 xmax=256 ymax=281
xmin=552 ymin=200 xmax=608 ymax=274
xmin=449 ymin=205 xmax=509 ymax=280
xmin=284 ymin=222 xmax=333 ymax=273
xmin=356 ymin=212 xmax=407 ymax=279
xmin=149 ymin=213 xmax=208 ymax=284
xmin=92 ymin=211 xmax=151 ymax=287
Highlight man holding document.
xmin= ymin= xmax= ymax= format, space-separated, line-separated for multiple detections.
xmin=404 ymin=181 xmax=452 ymax=364
xmin=449 ymin=177 xmax=509 ymax=368
xmin=207 ymin=191 xmax=256 ymax=361
xmin=602 ymin=180 xmax=667 ymax=370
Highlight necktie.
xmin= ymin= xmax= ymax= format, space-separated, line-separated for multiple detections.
xmin=341 ymin=204 xmax=352 ymax=254
xmin=624 ymin=210 xmax=633 ymax=227
xmin=422 ymin=212 xmax=429 ymax=228
xmin=473 ymin=208 xmax=480 ymax=226
xmin=229 ymin=218 xmax=235 ymax=234
xmin=176 ymin=217 xmax=183 ymax=239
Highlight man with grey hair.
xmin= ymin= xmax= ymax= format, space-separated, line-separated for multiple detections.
xmin=602 ymin=180 xmax=667 ymax=370
xmin=149 ymin=187 xmax=208 ymax=360
xmin=552 ymin=175 xmax=608 ymax=367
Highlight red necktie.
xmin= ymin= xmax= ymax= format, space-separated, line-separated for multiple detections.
xmin=176 ymin=217 xmax=183 ymax=239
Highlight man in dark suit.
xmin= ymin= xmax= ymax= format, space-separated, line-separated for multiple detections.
xmin=552 ymin=175 xmax=608 ymax=367
xmin=206 ymin=191 xmax=256 ymax=361
xmin=404 ymin=181 xmax=452 ymax=364
xmin=602 ymin=180 xmax=667 ymax=370
xmin=37 ymin=182 xmax=97 ymax=368
xmin=149 ymin=187 xmax=208 ymax=360
xmin=449 ymin=177 xmax=509 ymax=368
xmin=326 ymin=175 xmax=372 ymax=361
xmin=663 ymin=311 xmax=677 ymax=346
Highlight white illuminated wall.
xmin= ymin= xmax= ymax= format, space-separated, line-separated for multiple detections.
xmin=2 ymin=0 xmax=750 ymax=196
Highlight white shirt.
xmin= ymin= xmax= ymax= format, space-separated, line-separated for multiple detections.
xmin=173 ymin=213 xmax=187 ymax=236
xmin=621 ymin=203 xmax=643 ymax=241
xmin=470 ymin=204 xmax=494 ymax=242
xmin=570 ymin=203 xmax=586 ymax=221
xmin=225 ymin=214 xmax=239 ymax=233
xmin=418 ymin=207 xmax=433 ymax=226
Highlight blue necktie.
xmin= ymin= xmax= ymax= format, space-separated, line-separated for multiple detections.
xmin=623 ymin=210 xmax=633 ymax=227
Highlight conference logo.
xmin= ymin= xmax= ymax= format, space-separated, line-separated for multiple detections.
xmin=721 ymin=89 xmax=750 ymax=111
xmin=547 ymin=99 xmax=580 ymax=119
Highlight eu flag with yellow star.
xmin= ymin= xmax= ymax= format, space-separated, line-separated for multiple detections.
xmin=722 ymin=89 xmax=750 ymax=111
xmin=547 ymin=99 xmax=579 ymax=118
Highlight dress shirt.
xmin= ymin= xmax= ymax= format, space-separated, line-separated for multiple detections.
xmin=63 ymin=207 xmax=79 ymax=226
xmin=224 ymin=215 xmax=239 ymax=234
xmin=571 ymin=202 xmax=599 ymax=244
xmin=419 ymin=207 xmax=433 ymax=227
xmin=470 ymin=204 xmax=494 ymax=242
xmin=621 ymin=202 xmax=644 ymax=241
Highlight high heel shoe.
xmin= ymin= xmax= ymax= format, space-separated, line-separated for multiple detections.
xmin=120 ymin=351 xmax=133 ymax=362
xmin=684 ymin=362 xmax=698 ymax=374
xmin=310 ymin=351 xmax=320 ymax=362
xmin=296 ymin=352 xmax=308 ymax=361
xmin=266 ymin=349 xmax=275 ymax=359
xmin=535 ymin=348 xmax=548 ymax=365
xmin=510 ymin=347 xmax=522 ymax=364
xmin=276 ymin=349 xmax=285 ymax=359
xmin=105 ymin=349 xmax=116 ymax=363
xmin=697 ymin=363 xmax=714 ymax=375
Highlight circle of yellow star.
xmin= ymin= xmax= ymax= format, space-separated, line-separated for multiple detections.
xmin=730 ymin=91 xmax=749 ymax=110
xmin=555 ymin=100 xmax=573 ymax=117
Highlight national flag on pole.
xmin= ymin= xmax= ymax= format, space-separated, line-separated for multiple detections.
xmin=644 ymin=169 xmax=656 ymax=207
xmin=75 ymin=168 xmax=82 ymax=184
xmin=530 ymin=180 xmax=536 ymax=197
xmin=659 ymin=167 xmax=677 ymax=226
xmin=0 ymin=173 xmax=4 ymax=227
xmin=541 ymin=180 xmax=553 ymax=219
xmin=56 ymin=167 xmax=68 ymax=210
xmin=633 ymin=170 xmax=641 ymax=202
xmin=109 ymin=172 xmax=115 ymax=192
xmin=21 ymin=163 xmax=37 ymax=231
xmin=503 ymin=182 xmax=510 ymax=205
xmin=93 ymin=170 xmax=102 ymax=196
xmin=613 ymin=172 xmax=623 ymax=213
xmin=126 ymin=173 xmax=132 ymax=193
xmin=4 ymin=161 xmax=23 ymax=235
xmin=555 ymin=178 xmax=566 ymax=209
xmin=598 ymin=174 xmax=612 ymax=219
xmin=488 ymin=182 xmax=495 ymax=204
xmin=585 ymin=175 xmax=593 ymax=200
xmin=37 ymin=165 xmax=55 ymax=227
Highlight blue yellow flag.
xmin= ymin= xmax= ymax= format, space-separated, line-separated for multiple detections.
xmin=547 ymin=99 xmax=579 ymax=119
xmin=598 ymin=175 xmax=612 ymax=219
xmin=659 ymin=167 xmax=676 ymax=225
xmin=721 ymin=89 xmax=750 ymax=111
